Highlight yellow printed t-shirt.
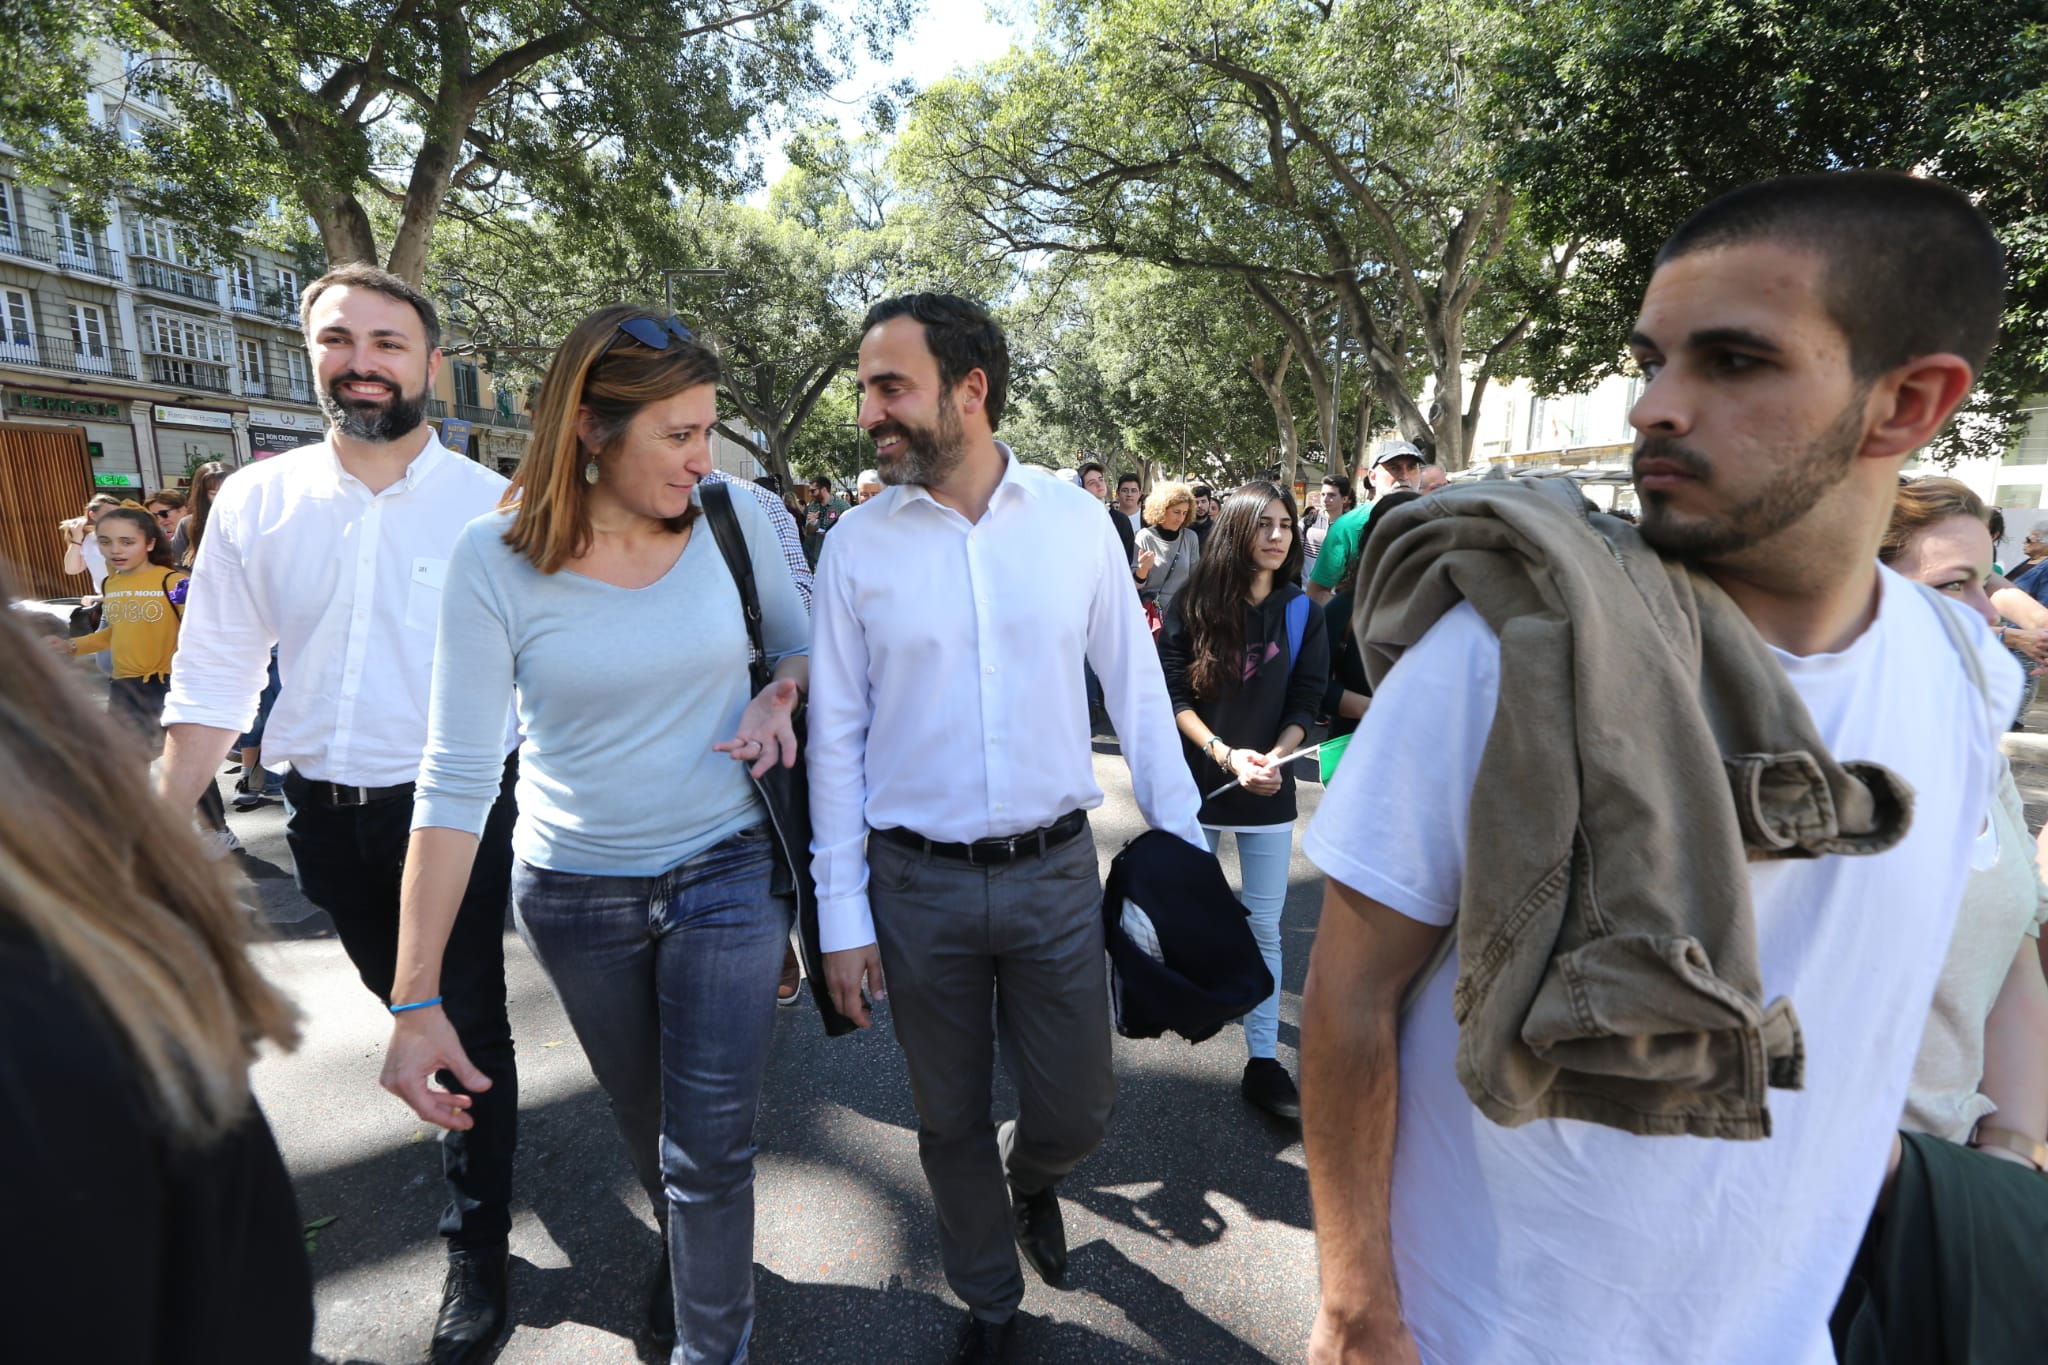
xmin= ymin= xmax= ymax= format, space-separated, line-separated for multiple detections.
xmin=69 ymin=567 xmax=189 ymax=680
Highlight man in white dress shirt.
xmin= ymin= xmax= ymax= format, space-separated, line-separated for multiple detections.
xmin=809 ymin=293 xmax=1206 ymax=1364
xmin=158 ymin=264 xmax=521 ymax=1365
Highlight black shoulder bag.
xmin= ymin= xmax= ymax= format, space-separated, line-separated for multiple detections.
xmin=700 ymin=483 xmax=859 ymax=1037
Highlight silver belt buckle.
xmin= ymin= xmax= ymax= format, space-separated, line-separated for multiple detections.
xmin=333 ymin=784 xmax=370 ymax=807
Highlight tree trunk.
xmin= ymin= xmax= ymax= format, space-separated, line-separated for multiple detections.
xmin=301 ymin=184 xmax=380 ymax=268
xmin=385 ymin=96 xmax=469 ymax=286
xmin=1248 ymin=343 xmax=1301 ymax=493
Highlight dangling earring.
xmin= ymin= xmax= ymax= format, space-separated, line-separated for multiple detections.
xmin=583 ymin=458 xmax=600 ymax=485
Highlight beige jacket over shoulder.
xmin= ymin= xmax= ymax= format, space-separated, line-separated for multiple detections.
xmin=1357 ymin=478 xmax=1916 ymax=1141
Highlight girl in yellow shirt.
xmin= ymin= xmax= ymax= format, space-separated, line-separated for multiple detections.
xmin=50 ymin=505 xmax=232 ymax=847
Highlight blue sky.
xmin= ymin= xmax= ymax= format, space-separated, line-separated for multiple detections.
xmin=754 ymin=1 xmax=1026 ymax=190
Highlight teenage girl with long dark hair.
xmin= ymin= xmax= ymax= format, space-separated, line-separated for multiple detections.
xmin=48 ymin=505 xmax=236 ymax=853
xmin=1159 ymin=480 xmax=1330 ymax=1121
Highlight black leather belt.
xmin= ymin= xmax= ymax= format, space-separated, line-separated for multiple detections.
xmin=290 ymin=776 xmax=416 ymax=808
xmin=877 ymin=810 xmax=1087 ymax=867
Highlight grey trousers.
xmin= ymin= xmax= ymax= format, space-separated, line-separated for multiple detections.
xmin=868 ymin=825 xmax=1116 ymax=1321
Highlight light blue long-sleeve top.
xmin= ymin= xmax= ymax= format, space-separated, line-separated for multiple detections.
xmin=413 ymin=490 xmax=808 ymax=876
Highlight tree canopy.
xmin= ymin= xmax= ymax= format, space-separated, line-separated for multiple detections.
xmin=9 ymin=0 xmax=911 ymax=283
xmin=1495 ymin=0 xmax=2048 ymax=457
xmin=899 ymin=0 xmax=1583 ymax=470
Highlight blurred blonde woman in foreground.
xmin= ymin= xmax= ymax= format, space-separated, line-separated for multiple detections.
xmin=0 ymin=597 xmax=309 ymax=1362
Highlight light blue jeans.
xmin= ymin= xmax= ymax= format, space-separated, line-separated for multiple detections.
xmin=512 ymin=827 xmax=789 ymax=1365
xmin=1202 ymin=826 xmax=1292 ymax=1060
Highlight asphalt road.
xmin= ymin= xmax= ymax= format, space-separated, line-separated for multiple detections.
xmin=231 ymin=740 xmax=1328 ymax=1365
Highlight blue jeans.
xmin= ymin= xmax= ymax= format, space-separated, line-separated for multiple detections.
xmin=1202 ymin=826 xmax=1292 ymax=1060
xmin=512 ymin=828 xmax=788 ymax=1365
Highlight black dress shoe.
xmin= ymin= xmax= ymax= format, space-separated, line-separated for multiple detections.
xmin=946 ymin=1312 xmax=1015 ymax=1364
xmin=428 ymin=1246 xmax=509 ymax=1365
xmin=1011 ymin=1183 xmax=1067 ymax=1288
xmin=647 ymin=1243 xmax=675 ymax=1345
xmin=1242 ymin=1057 xmax=1303 ymax=1122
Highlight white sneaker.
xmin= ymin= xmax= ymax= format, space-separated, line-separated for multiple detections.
xmin=203 ymin=828 xmax=243 ymax=859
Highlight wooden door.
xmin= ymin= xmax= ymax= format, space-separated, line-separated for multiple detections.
xmin=0 ymin=422 xmax=92 ymax=599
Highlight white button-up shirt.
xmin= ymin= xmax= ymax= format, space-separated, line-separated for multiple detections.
xmin=164 ymin=434 xmax=516 ymax=786
xmin=807 ymin=447 xmax=1205 ymax=951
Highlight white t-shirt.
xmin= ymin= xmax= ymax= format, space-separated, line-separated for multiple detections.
xmin=81 ymin=536 xmax=107 ymax=592
xmin=1303 ymin=567 xmax=2015 ymax=1365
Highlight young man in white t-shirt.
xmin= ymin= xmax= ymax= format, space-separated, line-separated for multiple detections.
xmin=1300 ymin=173 xmax=2014 ymax=1365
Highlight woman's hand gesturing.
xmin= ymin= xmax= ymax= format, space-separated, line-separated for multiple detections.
xmin=714 ymin=677 xmax=802 ymax=777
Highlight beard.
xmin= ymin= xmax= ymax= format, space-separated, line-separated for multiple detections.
xmin=1634 ymin=397 xmax=1866 ymax=561
xmin=871 ymin=393 xmax=967 ymax=489
xmin=319 ymin=370 xmax=428 ymax=443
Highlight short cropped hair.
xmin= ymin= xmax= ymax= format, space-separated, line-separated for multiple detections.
xmin=861 ymin=293 xmax=1010 ymax=430
xmin=143 ymin=488 xmax=187 ymax=510
xmin=299 ymin=262 xmax=442 ymax=353
xmin=1192 ymin=484 xmax=1213 ymax=500
xmin=1656 ymin=172 xmax=2005 ymax=379
xmin=1116 ymin=472 xmax=1142 ymax=492
xmin=1077 ymin=459 xmax=1106 ymax=481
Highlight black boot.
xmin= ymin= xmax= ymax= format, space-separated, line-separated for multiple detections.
xmin=647 ymin=1242 xmax=675 ymax=1345
xmin=428 ymin=1245 xmax=509 ymax=1364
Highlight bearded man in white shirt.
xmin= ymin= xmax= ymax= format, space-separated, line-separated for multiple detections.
xmin=158 ymin=264 xmax=521 ymax=1365
xmin=809 ymin=293 xmax=1206 ymax=1365
xmin=1300 ymin=173 xmax=2014 ymax=1365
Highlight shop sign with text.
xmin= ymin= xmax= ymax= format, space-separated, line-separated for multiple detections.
xmin=8 ymin=391 xmax=125 ymax=420
xmin=153 ymin=404 xmax=236 ymax=430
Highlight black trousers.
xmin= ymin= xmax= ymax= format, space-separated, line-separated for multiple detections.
xmin=283 ymin=757 xmax=520 ymax=1252
xmin=109 ymin=675 xmax=226 ymax=832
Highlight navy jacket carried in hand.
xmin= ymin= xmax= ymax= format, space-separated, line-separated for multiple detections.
xmin=1101 ymin=830 xmax=1274 ymax=1043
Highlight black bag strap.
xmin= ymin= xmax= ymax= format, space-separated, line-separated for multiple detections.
xmin=700 ymin=482 xmax=770 ymax=694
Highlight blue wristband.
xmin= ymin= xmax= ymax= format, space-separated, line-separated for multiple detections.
xmin=388 ymin=995 xmax=444 ymax=1015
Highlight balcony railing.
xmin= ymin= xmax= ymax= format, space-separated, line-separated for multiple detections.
xmin=425 ymin=398 xmax=448 ymax=418
xmin=242 ymin=375 xmax=317 ymax=404
xmin=452 ymin=402 xmax=532 ymax=430
xmin=0 ymin=335 xmax=40 ymax=366
xmin=2 ymin=334 xmax=139 ymax=380
xmin=227 ymin=292 xmax=294 ymax=322
xmin=0 ymin=223 xmax=54 ymax=264
xmin=147 ymin=355 xmax=232 ymax=392
xmin=133 ymin=259 xmax=221 ymax=306
xmin=56 ymin=243 xmax=123 ymax=281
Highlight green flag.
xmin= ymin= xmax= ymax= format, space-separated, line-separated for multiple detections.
xmin=1317 ymin=732 xmax=1353 ymax=784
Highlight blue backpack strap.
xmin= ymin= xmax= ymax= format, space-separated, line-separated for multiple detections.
xmin=1285 ymin=591 xmax=1309 ymax=667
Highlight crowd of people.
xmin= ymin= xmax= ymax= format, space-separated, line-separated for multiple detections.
xmin=4 ymin=168 xmax=2047 ymax=1365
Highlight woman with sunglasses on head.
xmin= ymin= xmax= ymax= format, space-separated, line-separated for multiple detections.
xmin=381 ymin=306 xmax=807 ymax=1362
xmin=1158 ymin=481 xmax=1329 ymax=1123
